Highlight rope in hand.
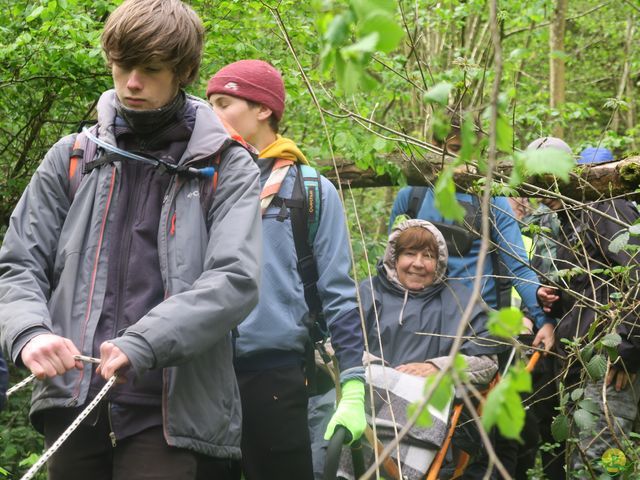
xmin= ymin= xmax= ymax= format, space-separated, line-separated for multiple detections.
xmin=6 ymin=373 xmax=36 ymax=397
xmin=6 ymin=355 xmax=101 ymax=398
xmin=5 ymin=355 xmax=119 ymax=480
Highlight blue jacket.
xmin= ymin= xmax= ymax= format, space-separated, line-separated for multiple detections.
xmin=234 ymin=159 xmax=364 ymax=377
xmin=390 ymin=188 xmax=553 ymax=328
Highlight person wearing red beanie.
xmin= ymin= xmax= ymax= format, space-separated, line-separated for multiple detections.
xmin=207 ymin=61 xmax=366 ymax=480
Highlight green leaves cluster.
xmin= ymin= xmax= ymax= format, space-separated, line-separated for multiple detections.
xmin=482 ymin=362 xmax=532 ymax=440
xmin=318 ymin=0 xmax=404 ymax=93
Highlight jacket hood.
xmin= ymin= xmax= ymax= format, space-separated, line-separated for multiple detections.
xmin=96 ymin=89 xmax=232 ymax=163
xmin=381 ymin=219 xmax=448 ymax=291
xmin=259 ymin=135 xmax=309 ymax=165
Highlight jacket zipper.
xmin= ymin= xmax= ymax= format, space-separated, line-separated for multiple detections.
xmin=112 ymin=163 xmax=142 ymax=338
xmin=71 ymin=166 xmax=117 ymax=402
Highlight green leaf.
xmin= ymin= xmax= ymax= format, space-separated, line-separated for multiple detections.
xmin=351 ymin=0 xmax=396 ymax=19
xmin=570 ymin=388 xmax=584 ymax=402
xmin=424 ymin=374 xmax=454 ymax=411
xmin=18 ymin=453 xmax=40 ymax=467
xmin=423 ymin=82 xmax=453 ymax=105
xmin=26 ymin=5 xmax=44 ymax=22
xmin=578 ymin=398 xmax=601 ymax=415
xmin=482 ymin=364 xmax=531 ymax=439
xmin=516 ymin=148 xmax=574 ymax=183
xmin=434 ymin=170 xmax=465 ymax=222
xmin=609 ymin=231 xmax=630 ymax=254
xmin=432 ymin=112 xmax=451 ymax=143
xmin=341 ymin=32 xmax=379 ymax=58
xmin=487 ymin=307 xmax=524 ymax=338
xmin=586 ymin=354 xmax=607 ymax=381
xmin=601 ymin=333 xmax=622 ymax=348
xmin=629 ymin=224 xmax=640 ymax=235
xmin=495 ymin=115 xmax=513 ymax=153
xmin=458 ymin=115 xmax=477 ymax=163
xmin=407 ymin=402 xmax=433 ymax=427
xmin=573 ymin=408 xmax=596 ymax=432
xmin=551 ymin=414 xmax=570 ymax=442
xmin=360 ymin=11 xmax=404 ymax=53
xmin=605 ymin=345 xmax=619 ymax=363
xmin=324 ymin=13 xmax=350 ymax=45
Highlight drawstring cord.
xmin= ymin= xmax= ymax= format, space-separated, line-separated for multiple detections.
xmin=398 ymin=289 xmax=409 ymax=325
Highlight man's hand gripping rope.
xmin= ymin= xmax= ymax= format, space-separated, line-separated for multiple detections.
xmin=6 ymin=350 xmax=124 ymax=480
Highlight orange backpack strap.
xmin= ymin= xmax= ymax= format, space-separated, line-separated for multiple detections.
xmin=68 ymin=124 xmax=99 ymax=201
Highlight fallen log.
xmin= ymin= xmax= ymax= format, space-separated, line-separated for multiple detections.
xmin=321 ymin=154 xmax=640 ymax=201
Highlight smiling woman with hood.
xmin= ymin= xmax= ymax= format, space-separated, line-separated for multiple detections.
xmin=359 ymin=219 xmax=504 ymax=382
xmin=334 ymin=220 xmax=506 ymax=479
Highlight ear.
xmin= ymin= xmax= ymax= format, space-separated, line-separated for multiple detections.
xmin=256 ymin=105 xmax=273 ymax=121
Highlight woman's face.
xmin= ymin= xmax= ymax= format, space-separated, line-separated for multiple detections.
xmin=396 ymin=248 xmax=437 ymax=290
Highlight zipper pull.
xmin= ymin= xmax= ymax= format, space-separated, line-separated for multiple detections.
xmin=109 ymin=431 xmax=117 ymax=448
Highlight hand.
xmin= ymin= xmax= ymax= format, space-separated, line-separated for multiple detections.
xmin=521 ymin=317 xmax=534 ymax=335
xmin=20 ymin=334 xmax=83 ymax=379
xmin=96 ymin=342 xmax=131 ymax=381
xmin=324 ymin=379 xmax=366 ymax=445
xmin=533 ymin=323 xmax=554 ymax=353
xmin=537 ymin=286 xmax=559 ymax=313
xmin=396 ymin=362 xmax=439 ymax=377
xmin=606 ymin=369 xmax=636 ymax=392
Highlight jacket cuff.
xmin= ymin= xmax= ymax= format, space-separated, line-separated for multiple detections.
xmin=110 ymin=333 xmax=156 ymax=378
xmin=12 ymin=326 xmax=52 ymax=366
xmin=340 ymin=366 xmax=365 ymax=384
xmin=328 ymin=307 xmax=364 ymax=372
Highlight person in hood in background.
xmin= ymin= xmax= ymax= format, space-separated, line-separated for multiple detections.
xmin=207 ymin=60 xmax=366 ymax=480
xmin=0 ymin=1 xmax=262 ymax=478
xmin=361 ymin=219 xmax=503 ymax=373
xmin=533 ymin=138 xmax=640 ymax=476
xmin=357 ymin=219 xmax=506 ymax=479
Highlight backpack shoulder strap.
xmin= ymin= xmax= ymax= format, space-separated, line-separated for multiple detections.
xmin=290 ymin=164 xmax=323 ymax=315
xmin=199 ymin=153 xmax=221 ymax=230
xmin=406 ymin=186 xmax=428 ymax=219
xmin=298 ymin=164 xmax=322 ymax=245
xmin=68 ymin=124 xmax=99 ymax=202
xmin=471 ymin=195 xmax=512 ymax=309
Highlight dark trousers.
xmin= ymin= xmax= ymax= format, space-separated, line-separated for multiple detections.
xmin=236 ymin=364 xmax=314 ymax=480
xmin=42 ymin=407 xmax=240 ymax=480
xmin=495 ymin=354 xmax=565 ymax=479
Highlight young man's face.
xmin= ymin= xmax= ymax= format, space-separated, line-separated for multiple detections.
xmin=112 ymin=63 xmax=179 ymax=110
xmin=208 ymin=94 xmax=263 ymax=144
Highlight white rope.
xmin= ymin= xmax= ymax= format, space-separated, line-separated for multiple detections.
xmin=19 ymin=375 xmax=118 ymax=480
xmin=6 ymin=374 xmax=35 ymax=397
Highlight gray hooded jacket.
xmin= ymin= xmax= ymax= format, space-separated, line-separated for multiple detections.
xmin=0 ymin=90 xmax=262 ymax=458
xmin=360 ymin=220 xmax=503 ymax=383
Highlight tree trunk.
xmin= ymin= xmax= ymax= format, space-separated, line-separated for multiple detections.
xmin=321 ymin=153 xmax=640 ymax=201
xmin=549 ymin=0 xmax=568 ymax=138
xmin=613 ymin=17 xmax=635 ymax=133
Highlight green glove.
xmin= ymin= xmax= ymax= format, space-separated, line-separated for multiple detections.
xmin=324 ymin=379 xmax=366 ymax=445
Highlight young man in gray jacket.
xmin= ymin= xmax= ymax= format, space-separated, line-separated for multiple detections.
xmin=0 ymin=1 xmax=261 ymax=479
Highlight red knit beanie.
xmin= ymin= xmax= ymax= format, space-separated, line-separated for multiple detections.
xmin=206 ymin=60 xmax=285 ymax=120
